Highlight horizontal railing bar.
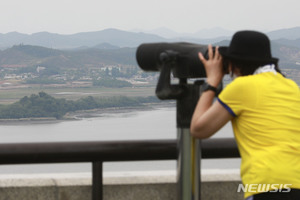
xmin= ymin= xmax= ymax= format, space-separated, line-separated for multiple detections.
xmin=201 ymin=138 xmax=240 ymax=158
xmin=0 ymin=140 xmax=177 ymax=164
xmin=0 ymin=138 xmax=239 ymax=165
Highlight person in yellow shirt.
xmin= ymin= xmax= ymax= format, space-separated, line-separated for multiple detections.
xmin=190 ymin=30 xmax=300 ymax=200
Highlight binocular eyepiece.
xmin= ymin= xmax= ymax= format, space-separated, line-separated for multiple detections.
xmin=136 ymin=42 xmax=209 ymax=78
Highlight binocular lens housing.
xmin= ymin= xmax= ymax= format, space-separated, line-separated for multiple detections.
xmin=136 ymin=42 xmax=209 ymax=78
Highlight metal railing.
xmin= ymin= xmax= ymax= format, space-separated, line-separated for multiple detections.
xmin=0 ymin=138 xmax=239 ymax=200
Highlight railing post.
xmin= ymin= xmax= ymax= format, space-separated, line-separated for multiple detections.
xmin=92 ymin=161 xmax=103 ymax=200
xmin=176 ymin=83 xmax=202 ymax=200
xmin=177 ymin=128 xmax=201 ymax=200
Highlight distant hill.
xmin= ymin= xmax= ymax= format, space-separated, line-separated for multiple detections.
xmin=93 ymin=42 xmax=120 ymax=49
xmin=0 ymin=44 xmax=137 ymax=68
xmin=1 ymin=27 xmax=300 ymax=71
xmin=267 ymin=27 xmax=300 ymax=40
xmin=271 ymin=41 xmax=300 ymax=69
xmin=134 ymin=27 xmax=233 ymax=39
xmin=272 ymin=38 xmax=300 ymax=49
xmin=1 ymin=27 xmax=300 ymax=50
xmin=0 ymin=42 xmax=299 ymax=71
xmin=0 ymin=29 xmax=165 ymax=49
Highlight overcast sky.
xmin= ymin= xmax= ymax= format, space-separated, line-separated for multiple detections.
xmin=0 ymin=0 xmax=299 ymax=34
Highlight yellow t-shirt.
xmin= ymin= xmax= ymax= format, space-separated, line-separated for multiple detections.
xmin=218 ymin=72 xmax=300 ymax=198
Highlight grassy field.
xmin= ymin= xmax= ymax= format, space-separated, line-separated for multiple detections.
xmin=0 ymin=86 xmax=157 ymax=104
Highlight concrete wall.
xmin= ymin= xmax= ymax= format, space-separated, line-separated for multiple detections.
xmin=0 ymin=169 xmax=244 ymax=200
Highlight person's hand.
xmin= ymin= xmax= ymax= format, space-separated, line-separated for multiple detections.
xmin=198 ymin=45 xmax=224 ymax=87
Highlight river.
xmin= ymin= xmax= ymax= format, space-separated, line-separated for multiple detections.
xmin=0 ymin=105 xmax=240 ymax=174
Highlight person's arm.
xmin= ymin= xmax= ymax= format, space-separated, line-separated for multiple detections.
xmin=190 ymin=45 xmax=233 ymax=138
xmin=190 ymin=96 xmax=232 ymax=138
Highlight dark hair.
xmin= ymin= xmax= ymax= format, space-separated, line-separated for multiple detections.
xmin=223 ymin=58 xmax=284 ymax=77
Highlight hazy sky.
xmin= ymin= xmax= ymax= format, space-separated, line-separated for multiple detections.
xmin=1 ymin=0 xmax=300 ymax=34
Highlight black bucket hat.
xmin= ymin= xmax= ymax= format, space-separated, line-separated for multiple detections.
xmin=219 ymin=30 xmax=278 ymax=64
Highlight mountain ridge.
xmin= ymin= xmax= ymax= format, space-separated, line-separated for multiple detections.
xmin=1 ymin=39 xmax=299 ymax=70
xmin=0 ymin=44 xmax=137 ymax=68
xmin=1 ymin=27 xmax=300 ymax=50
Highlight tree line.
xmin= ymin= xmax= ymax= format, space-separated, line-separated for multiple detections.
xmin=92 ymin=78 xmax=132 ymax=88
xmin=0 ymin=92 xmax=160 ymax=119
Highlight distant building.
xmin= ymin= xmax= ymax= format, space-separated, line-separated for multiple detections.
xmin=36 ymin=66 xmax=46 ymax=73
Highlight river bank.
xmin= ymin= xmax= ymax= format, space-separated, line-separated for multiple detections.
xmin=0 ymin=101 xmax=175 ymax=125
xmin=64 ymin=101 xmax=175 ymax=120
xmin=0 ymin=91 xmax=168 ymax=121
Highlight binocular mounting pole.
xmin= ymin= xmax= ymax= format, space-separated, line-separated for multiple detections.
xmin=155 ymin=52 xmax=204 ymax=200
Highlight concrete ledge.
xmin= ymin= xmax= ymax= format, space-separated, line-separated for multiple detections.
xmin=0 ymin=169 xmax=244 ymax=200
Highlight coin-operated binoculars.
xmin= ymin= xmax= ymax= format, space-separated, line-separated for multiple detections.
xmin=136 ymin=42 xmax=222 ymax=200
